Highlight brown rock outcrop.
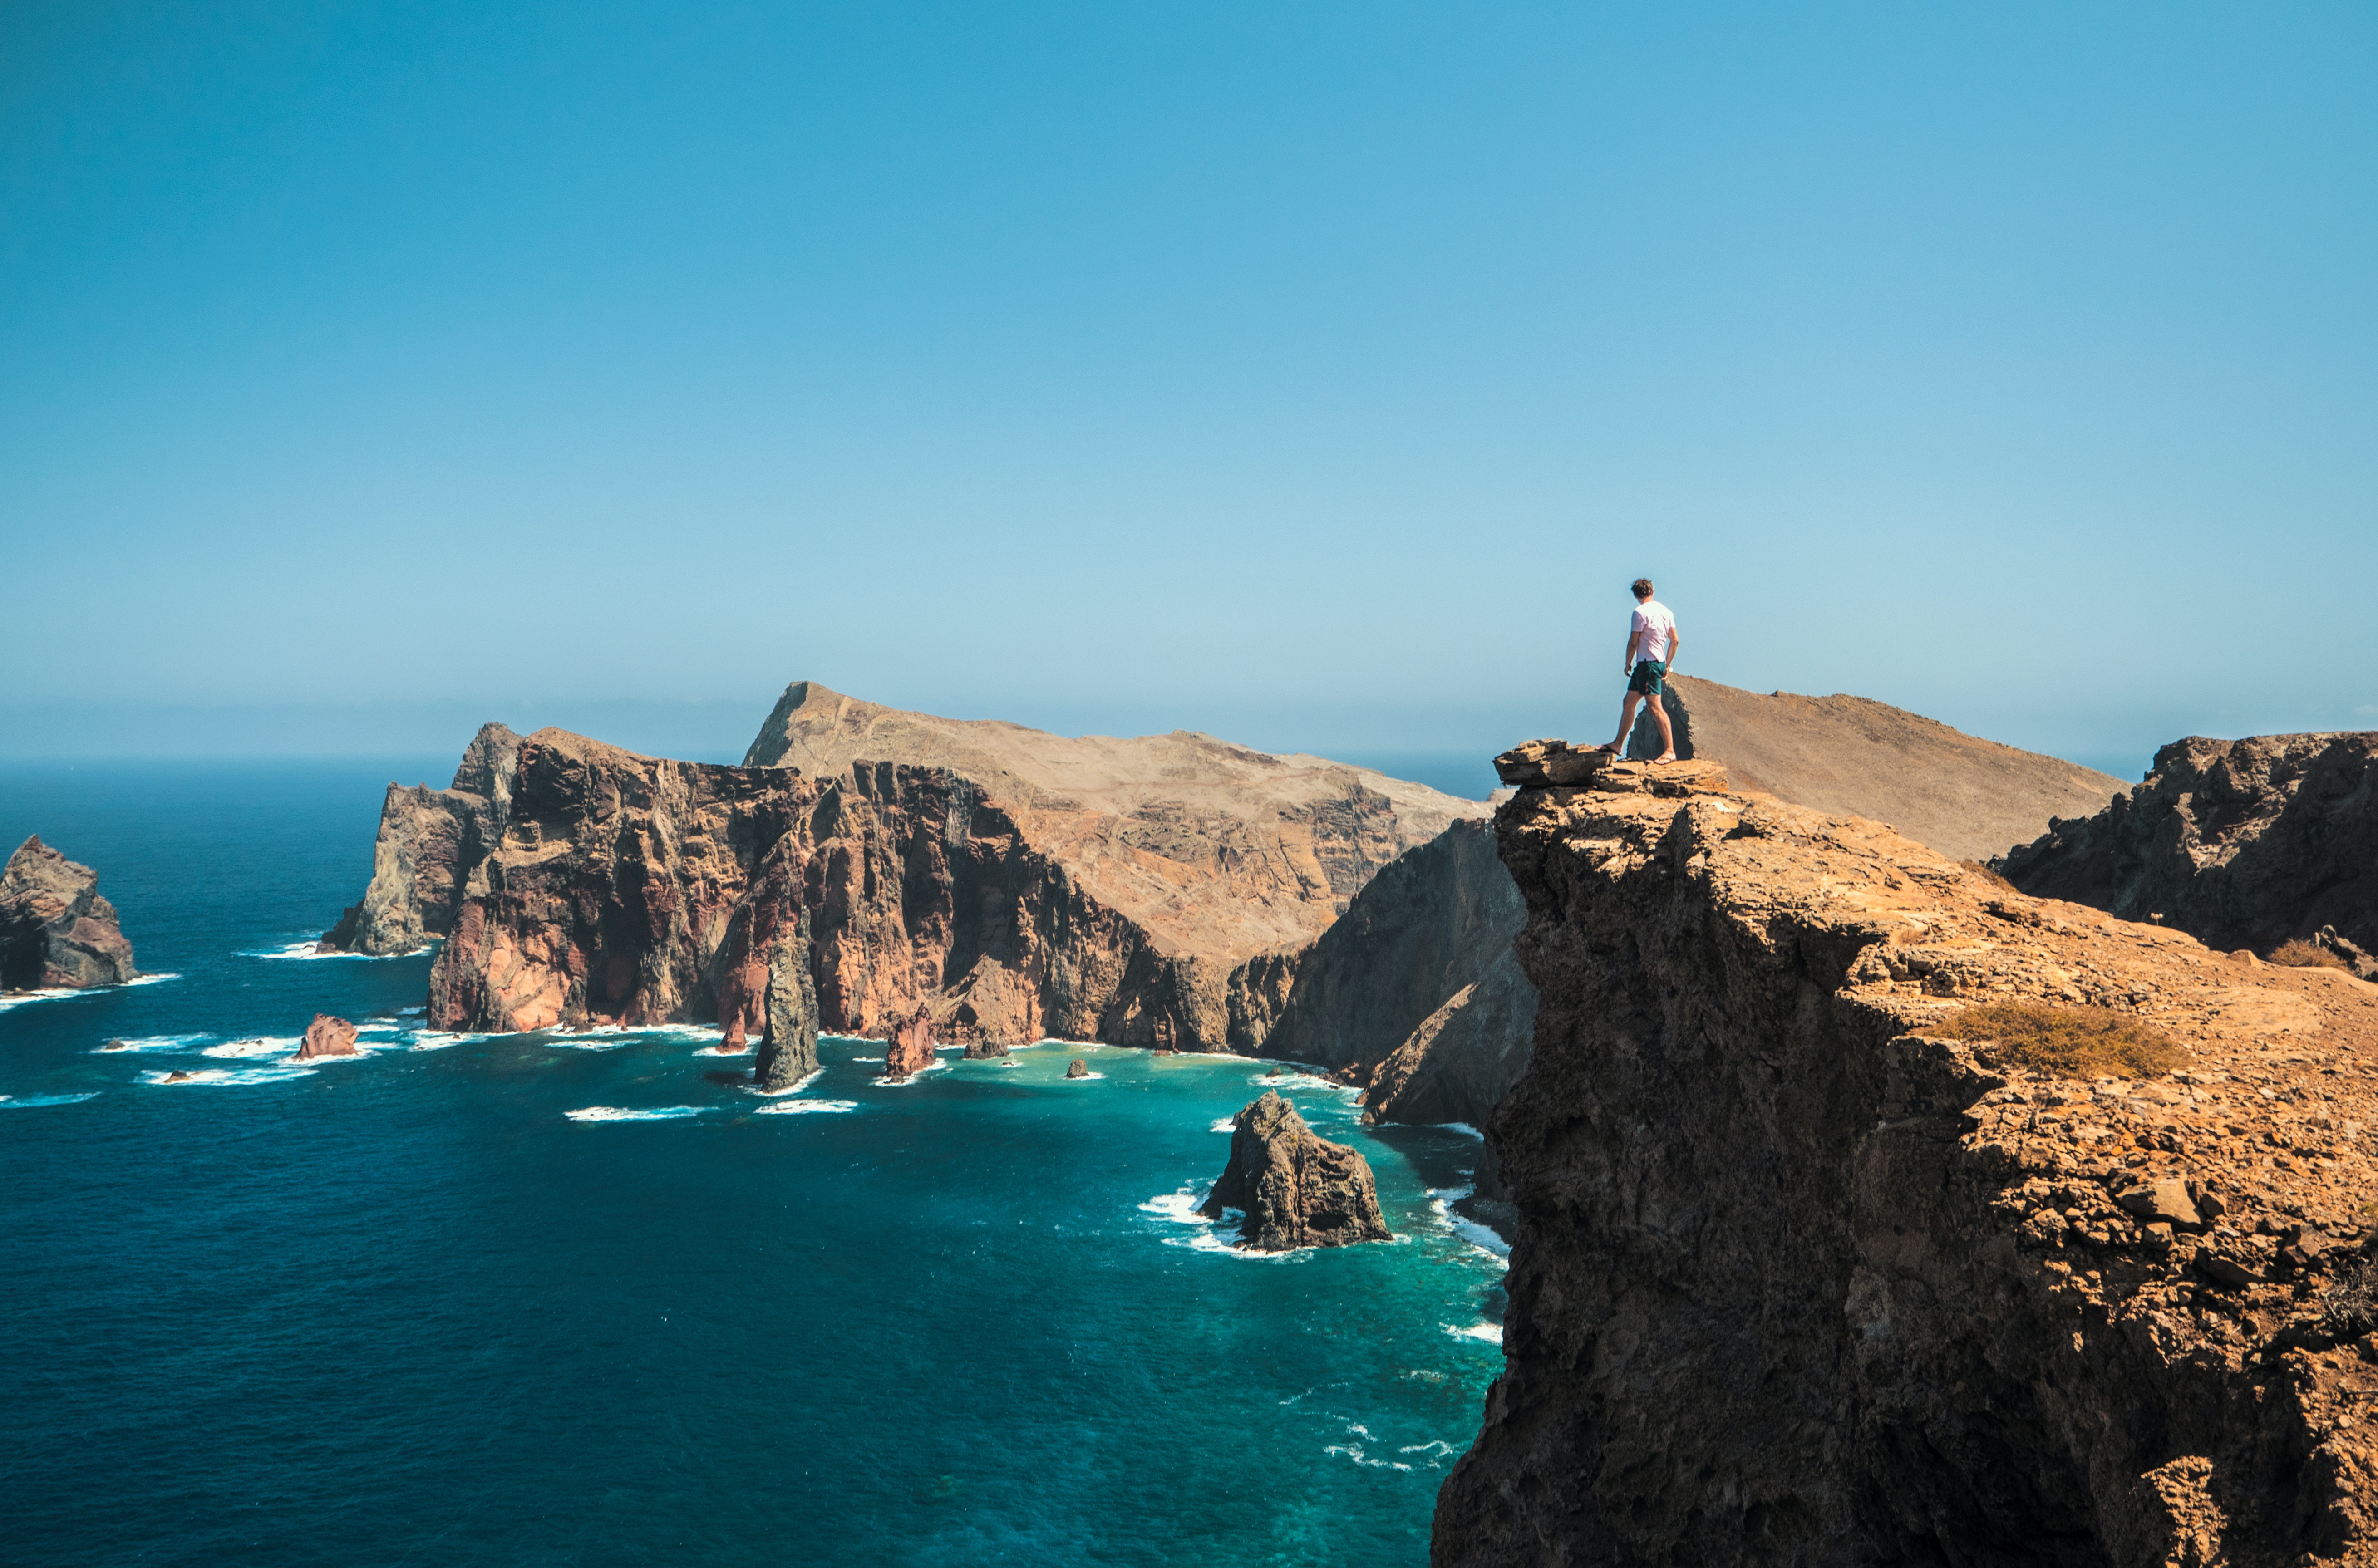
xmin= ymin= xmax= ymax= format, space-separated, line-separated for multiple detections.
xmin=1201 ymin=1090 xmax=1393 ymax=1251
xmin=1065 ymin=1058 xmax=1089 ymax=1078
xmin=1436 ymin=755 xmax=2378 ymax=1566
xmin=0 ymin=836 xmax=138 ymax=990
xmin=2004 ymin=732 xmax=2378 ymax=966
xmin=294 ymin=1013 xmax=359 ymax=1060
xmin=753 ymin=909 xmax=821 ymax=1091
xmin=319 ymin=723 xmax=520 ymax=954
xmin=423 ymin=727 xmax=1313 ymax=1052
xmin=883 ymin=1008 xmax=935 ymax=1081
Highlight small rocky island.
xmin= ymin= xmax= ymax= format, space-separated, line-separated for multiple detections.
xmin=0 ymin=836 xmax=139 ymax=991
xmin=1202 ymin=1091 xmax=1392 ymax=1251
xmin=294 ymin=1014 xmax=359 ymax=1060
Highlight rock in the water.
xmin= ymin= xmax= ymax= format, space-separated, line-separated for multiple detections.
xmin=1065 ymin=1058 xmax=1089 ymax=1078
xmin=294 ymin=1014 xmax=359 ymax=1060
xmin=963 ymin=1037 xmax=1010 ymax=1060
xmin=318 ymin=723 xmax=520 ymax=954
xmin=1201 ymin=1091 xmax=1391 ymax=1251
xmin=2003 ymin=731 xmax=2378 ymax=964
xmin=0 ymin=836 xmax=138 ymax=990
xmin=883 ymin=1008 xmax=935 ymax=1081
xmin=753 ymin=912 xmax=821 ymax=1091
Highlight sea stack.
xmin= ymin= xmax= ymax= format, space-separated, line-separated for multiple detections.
xmin=753 ymin=919 xmax=821 ymax=1091
xmin=1065 ymin=1058 xmax=1089 ymax=1078
xmin=882 ymin=1007 xmax=935 ymax=1081
xmin=1201 ymin=1091 xmax=1391 ymax=1251
xmin=0 ymin=836 xmax=139 ymax=991
xmin=293 ymin=1014 xmax=359 ymax=1060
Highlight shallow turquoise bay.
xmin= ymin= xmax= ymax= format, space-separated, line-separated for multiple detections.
xmin=0 ymin=763 xmax=1504 ymax=1566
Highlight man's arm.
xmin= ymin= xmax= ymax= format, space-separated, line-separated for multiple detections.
xmin=1624 ymin=627 xmax=1641 ymax=674
xmin=1664 ymin=624 xmax=1679 ymax=673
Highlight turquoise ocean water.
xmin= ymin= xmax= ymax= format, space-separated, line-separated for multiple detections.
xmin=0 ymin=763 xmax=1505 ymax=1566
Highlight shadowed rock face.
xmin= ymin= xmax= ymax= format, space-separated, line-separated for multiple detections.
xmin=421 ymin=727 xmax=1310 ymax=1052
xmin=319 ymin=723 xmax=521 ymax=955
xmin=1262 ymin=820 xmax=1536 ymax=1131
xmin=2003 ymin=732 xmax=2378 ymax=962
xmin=753 ymin=909 xmax=820 ymax=1091
xmin=0 ymin=836 xmax=138 ymax=990
xmin=883 ymin=1009 xmax=935 ymax=1081
xmin=1435 ymin=757 xmax=2378 ymax=1567
xmin=1201 ymin=1090 xmax=1392 ymax=1251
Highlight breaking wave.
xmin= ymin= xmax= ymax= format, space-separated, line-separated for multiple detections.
xmin=564 ymin=1105 xmax=709 ymax=1122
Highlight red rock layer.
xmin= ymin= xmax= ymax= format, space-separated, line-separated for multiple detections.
xmin=294 ymin=1014 xmax=359 ymax=1060
xmin=883 ymin=1008 xmax=935 ymax=1080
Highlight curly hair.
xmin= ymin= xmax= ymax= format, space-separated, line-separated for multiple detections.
xmin=1631 ymin=578 xmax=1654 ymax=599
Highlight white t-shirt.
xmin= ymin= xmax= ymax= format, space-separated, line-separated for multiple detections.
xmin=1630 ymin=600 xmax=1676 ymax=664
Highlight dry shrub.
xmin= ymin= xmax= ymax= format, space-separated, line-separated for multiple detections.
xmin=1960 ymin=860 xmax=2018 ymax=892
xmin=2271 ymin=939 xmax=2352 ymax=972
xmin=2324 ymin=1253 xmax=2378 ymax=1337
xmin=1934 ymin=1000 xmax=2184 ymax=1079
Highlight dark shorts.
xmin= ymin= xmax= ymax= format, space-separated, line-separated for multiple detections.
xmin=1628 ymin=660 xmax=1667 ymax=697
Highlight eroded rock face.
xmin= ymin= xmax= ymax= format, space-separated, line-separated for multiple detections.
xmin=1201 ymin=1091 xmax=1391 ymax=1251
xmin=423 ymin=728 xmax=1304 ymax=1052
xmin=883 ymin=1008 xmax=935 ymax=1081
xmin=0 ymin=836 xmax=138 ymax=990
xmin=2004 ymin=732 xmax=2378 ymax=963
xmin=753 ymin=910 xmax=820 ymax=1091
xmin=1435 ymin=761 xmax=2378 ymax=1566
xmin=1264 ymin=820 xmax=1538 ymax=1131
xmin=294 ymin=1014 xmax=359 ymax=1060
xmin=320 ymin=723 xmax=521 ymax=954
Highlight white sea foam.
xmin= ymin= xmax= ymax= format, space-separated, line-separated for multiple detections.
xmin=1443 ymin=1322 xmax=1504 ymax=1345
xmin=1060 ymin=1069 xmax=1106 ymax=1081
xmin=406 ymin=1031 xmax=492 ymax=1050
xmin=1429 ymin=1186 xmax=1512 ymax=1258
xmin=1139 ymin=1187 xmax=1214 ymax=1224
xmin=1209 ymin=1117 xmax=1238 ymax=1133
xmin=1246 ymin=1070 xmax=1353 ymax=1095
xmin=204 ymin=1037 xmax=301 ymax=1059
xmin=249 ymin=939 xmax=428 ymax=961
xmin=93 ymin=1033 xmax=208 ymax=1054
xmin=870 ymin=1059 xmax=950 ymax=1088
xmin=694 ymin=1042 xmax=753 ymax=1056
xmin=140 ymin=1066 xmax=317 ymax=1087
xmin=564 ymin=1105 xmax=709 ymax=1122
xmin=0 ymin=973 xmax=177 ymax=1011
xmin=0 ymin=1091 xmax=103 ymax=1108
xmin=1436 ymin=1122 xmax=1485 ymax=1140
xmin=1323 ymin=1443 xmax=1414 ymax=1473
xmin=848 ymin=1055 xmax=882 ymax=1062
xmin=0 ymin=988 xmax=77 ymax=1011
xmin=1400 ymin=1440 xmax=1461 ymax=1459
xmin=754 ymin=1099 xmax=859 ymax=1115
xmin=743 ymin=1070 xmax=824 ymax=1098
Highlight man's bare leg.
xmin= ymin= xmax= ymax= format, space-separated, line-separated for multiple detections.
xmin=1645 ymin=695 xmax=1676 ymax=764
xmin=1599 ymin=692 xmax=1644 ymax=753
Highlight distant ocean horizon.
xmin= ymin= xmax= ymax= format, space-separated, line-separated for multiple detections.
xmin=0 ymin=763 xmax=1505 ymax=1567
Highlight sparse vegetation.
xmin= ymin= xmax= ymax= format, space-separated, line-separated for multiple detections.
xmin=1960 ymin=860 xmax=2018 ymax=892
xmin=2271 ymin=939 xmax=2352 ymax=972
xmin=1933 ymin=1000 xmax=2184 ymax=1079
xmin=2324 ymin=1253 xmax=2378 ymax=1338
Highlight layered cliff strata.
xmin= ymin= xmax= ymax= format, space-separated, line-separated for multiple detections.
xmin=422 ymin=727 xmax=1315 ymax=1050
xmin=1437 ymin=759 xmax=2378 ymax=1566
xmin=1203 ymin=1090 xmax=1392 ymax=1251
xmin=2004 ymin=732 xmax=2378 ymax=964
xmin=0 ymin=836 xmax=138 ymax=990
xmin=320 ymin=723 xmax=521 ymax=954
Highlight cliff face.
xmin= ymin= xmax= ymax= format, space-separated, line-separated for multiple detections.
xmin=1202 ymin=1090 xmax=1393 ymax=1250
xmin=2003 ymin=732 xmax=2378 ymax=962
xmin=1264 ymin=819 xmax=1537 ymax=1129
xmin=742 ymin=680 xmax=1487 ymax=963
xmin=320 ymin=723 xmax=521 ymax=954
xmin=0 ymin=836 xmax=138 ymax=990
xmin=423 ymin=727 xmax=1307 ymax=1050
xmin=1437 ymin=759 xmax=2378 ymax=1567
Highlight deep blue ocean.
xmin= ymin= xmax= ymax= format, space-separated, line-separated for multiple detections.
xmin=0 ymin=762 xmax=1506 ymax=1567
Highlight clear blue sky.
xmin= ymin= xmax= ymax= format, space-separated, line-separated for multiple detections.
xmin=3 ymin=2 xmax=2372 ymax=779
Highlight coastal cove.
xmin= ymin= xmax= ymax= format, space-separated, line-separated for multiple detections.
xmin=0 ymin=764 xmax=1505 ymax=1567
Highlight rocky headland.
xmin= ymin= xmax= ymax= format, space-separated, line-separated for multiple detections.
xmin=0 ymin=835 xmax=139 ymax=990
xmin=2004 ymin=732 xmax=2378 ymax=968
xmin=1434 ymin=741 xmax=2378 ymax=1566
xmin=1203 ymin=1090 xmax=1393 ymax=1251
xmin=319 ymin=723 xmax=521 ymax=954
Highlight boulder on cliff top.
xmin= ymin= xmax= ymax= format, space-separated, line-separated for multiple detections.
xmin=2002 ymin=731 xmax=2378 ymax=961
xmin=294 ymin=1014 xmax=359 ymax=1060
xmin=0 ymin=836 xmax=138 ymax=991
xmin=1201 ymin=1091 xmax=1391 ymax=1251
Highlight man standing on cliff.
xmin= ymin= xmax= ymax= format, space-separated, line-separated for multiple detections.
xmin=1598 ymin=577 xmax=1680 ymax=763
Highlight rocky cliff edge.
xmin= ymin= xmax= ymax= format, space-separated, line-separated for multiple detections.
xmin=0 ymin=836 xmax=138 ymax=990
xmin=1436 ymin=754 xmax=2378 ymax=1567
